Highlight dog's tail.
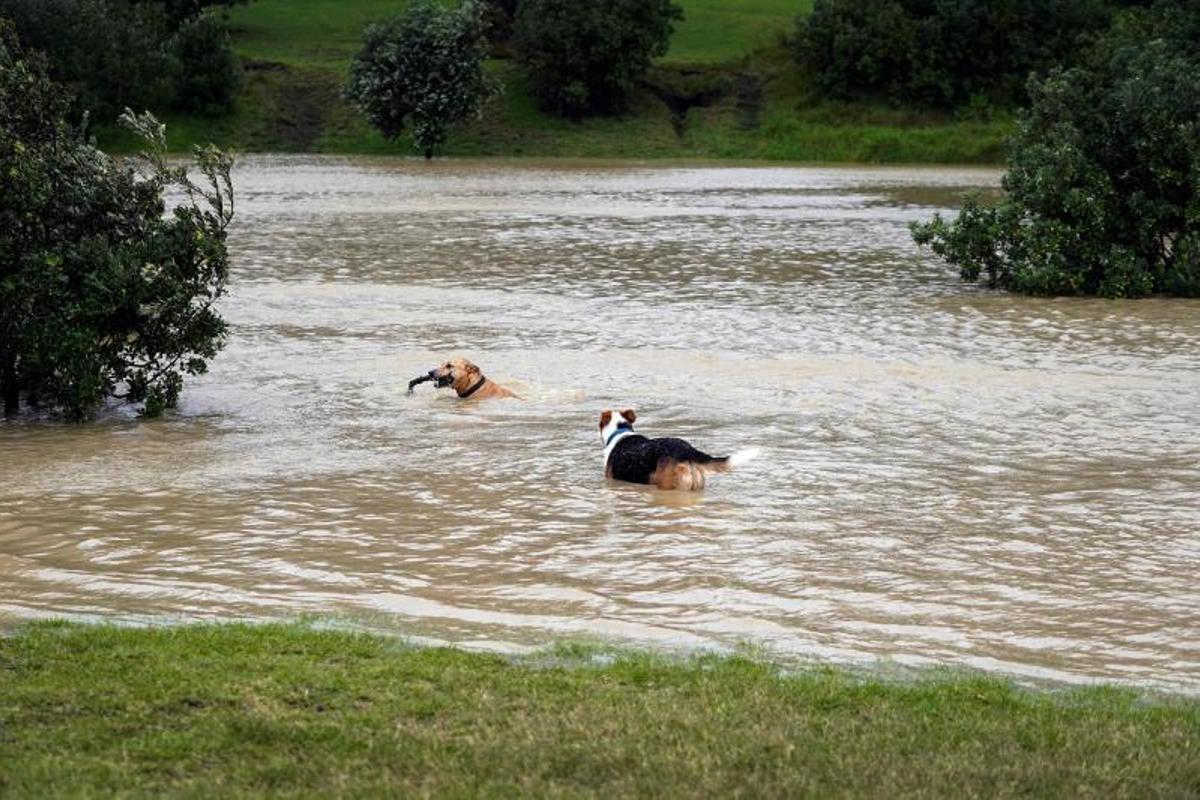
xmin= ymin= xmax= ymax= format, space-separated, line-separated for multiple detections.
xmin=702 ymin=447 xmax=762 ymax=474
xmin=654 ymin=448 xmax=762 ymax=490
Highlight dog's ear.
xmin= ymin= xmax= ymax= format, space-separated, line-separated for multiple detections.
xmin=599 ymin=410 xmax=613 ymax=430
xmin=620 ymin=409 xmax=636 ymax=424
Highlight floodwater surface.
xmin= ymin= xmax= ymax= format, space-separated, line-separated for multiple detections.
xmin=2 ymin=156 xmax=1199 ymax=692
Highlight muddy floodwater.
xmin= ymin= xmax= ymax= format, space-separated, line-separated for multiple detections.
xmin=2 ymin=156 xmax=1199 ymax=692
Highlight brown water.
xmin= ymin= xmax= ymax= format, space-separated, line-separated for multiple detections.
xmin=3 ymin=156 xmax=1199 ymax=692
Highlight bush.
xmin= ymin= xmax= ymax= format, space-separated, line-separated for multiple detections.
xmin=0 ymin=0 xmax=242 ymax=122
xmin=911 ymin=36 xmax=1200 ymax=297
xmin=138 ymin=0 xmax=254 ymax=28
xmin=169 ymin=13 xmax=241 ymax=115
xmin=1 ymin=25 xmax=236 ymax=418
xmin=346 ymin=0 xmax=497 ymax=158
xmin=796 ymin=0 xmax=1110 ymax=108
xmin=480 ymin=0 xmax=519 ymax=53
xmin=0 ymin=0 xmax=174 ymax=120
xmin=512 ymin=0 xmax=683 ymax=117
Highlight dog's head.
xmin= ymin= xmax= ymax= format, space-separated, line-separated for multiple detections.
xmin=598 ymin=408 xmax=636 ymax=445
xmin=429 ymin=358 xmax=482 ymax=393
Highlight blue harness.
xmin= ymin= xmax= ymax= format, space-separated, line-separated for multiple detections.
xmin=605 ymin=423 xmax=634 ymax=447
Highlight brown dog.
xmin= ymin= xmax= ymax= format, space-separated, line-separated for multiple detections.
xmin=426 ymin=358 xmax=517 ymax=400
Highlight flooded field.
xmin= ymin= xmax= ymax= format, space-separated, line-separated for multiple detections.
xmin=2 ymin=156 xmax=1198 ymax=692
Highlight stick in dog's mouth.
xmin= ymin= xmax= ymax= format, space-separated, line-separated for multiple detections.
xmin=407 ymin=374 xmax=434 ymax=394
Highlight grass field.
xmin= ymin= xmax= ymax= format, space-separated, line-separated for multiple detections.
xmin=223 ymin=0 xmax=809 ymax=67
xmin=94 ymin=0 xmax=1010 ymax=162
xmin=1 ymin=622 xmax=1198 ymax=797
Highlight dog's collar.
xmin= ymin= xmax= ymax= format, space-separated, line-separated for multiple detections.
xmin=458 ymin=376 xmax=487 ymax=398
xmin=605 ymin=424 xmax=634 ymax=448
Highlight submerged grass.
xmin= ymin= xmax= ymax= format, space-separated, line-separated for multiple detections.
xmin=92 ymin=0 xmax=1010 ymax=163
xmin=1 ymin=622 xmax=1197 ymax=797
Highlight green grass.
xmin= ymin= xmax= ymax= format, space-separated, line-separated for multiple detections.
xmin=226 ymin=0 xmax=405 ymax=68
xmin=222 ymin=0 xmax=810 ymax=68
xmin=666 ymin=0 xmax=812 ymax=64
xmin=1 ymin=622 xmax=1198 ymax=797
xmin=93 ymin=0 xmax=1011 ymax=162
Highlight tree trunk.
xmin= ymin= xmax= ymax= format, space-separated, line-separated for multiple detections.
xmin=2 ymin=351 xmax=17 ymax=416
xmin=424 ymin=147 xmax=434 ymax=161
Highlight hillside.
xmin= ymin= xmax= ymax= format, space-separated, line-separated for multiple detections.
xmin=96 ymin=0 xmax=1010 ymax=162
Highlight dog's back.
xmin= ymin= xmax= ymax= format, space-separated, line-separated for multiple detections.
xmin=607 ymin=435 xmax=730 ymax=491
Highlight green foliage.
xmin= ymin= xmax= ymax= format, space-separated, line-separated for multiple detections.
xmin=479 ymin=0 xmax=518 ymax=51
xmin=135 ymin=0 xmax=255 ymax=28
xmin=0 ymin=29 xmax=235 ymax=418
xmin=512 ymin=0 xmax=684 ymax=117
xmin=0 ymin=0 xmax=174 ymax=120
xmin=795 ymin=0 xmax=1110 ymax=108
xmin=345 ymin=0 xmax=497 ymax=158
xmin=912 ymin=33 xmax=1200 ymax=297
xmin=0 ymin=0 xmax=243 ymax=122
xmin=170 ymin=13 xmax=243 ymax=115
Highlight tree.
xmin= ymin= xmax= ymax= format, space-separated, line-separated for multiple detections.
xmin=911 ymin=36 xmax=1200 ymax=297
xmin=345 ymin=1 xmax=497 ymax=159
xmin=0 ymin=0 xmax=243 ymax=122
xmin=795 ymin=0 xmax=1109 ymax=108
xmin=512 ymin=0 xmax=683 ymax=117
xmin=134 ymin=0 xmax=255 ymax=28
xmin=169 ymin=12 xmax=242 ymax=115
xmin=1 ymin=26 xmax=235 ymax=418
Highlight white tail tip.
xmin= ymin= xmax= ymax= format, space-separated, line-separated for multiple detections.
xmin=728 ymin=447 xmax=762 ymax=469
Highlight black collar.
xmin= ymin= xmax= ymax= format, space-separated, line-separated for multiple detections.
xmin=459 ymin=376 xmax=487 ymax=398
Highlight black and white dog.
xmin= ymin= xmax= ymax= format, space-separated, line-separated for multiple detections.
xmin=598 ymin=409 xmax=758 ymax=491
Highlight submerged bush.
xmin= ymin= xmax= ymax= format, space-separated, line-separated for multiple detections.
xmin=346 ymin=0 xmax=497 ymax=158
xmin=513 ymin=0 xmax=683 ymax=117
xmin=911 ymin=36 xmax=1200 ymax=297
xmin=1 ymin=26 xmax=236 ymax=418
xmin=795 ymin=0 xmax=1110 ymax=108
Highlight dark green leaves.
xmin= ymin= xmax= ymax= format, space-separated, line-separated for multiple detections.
xmin=1 ymin=31 xmax=235 ymax=418
xmin=345 ymin=1 xmax=497 ymax=158
xmin=512 ymin=0 xmax=683 ymax=117
xmin=912 ymin=12 xmax=1200 ymax=298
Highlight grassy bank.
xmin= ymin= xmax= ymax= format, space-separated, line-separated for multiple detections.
xmin=1 ymin=623 xmax=1197 ymax=797
xmin=94 ymin=0 xmax=1010 ymax=163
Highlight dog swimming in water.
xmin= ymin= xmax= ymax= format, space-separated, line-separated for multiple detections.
xmin=408 ymin=358 xmax=518 ymax=400
xmin=598 ymin=409 xmax=758 ymax=491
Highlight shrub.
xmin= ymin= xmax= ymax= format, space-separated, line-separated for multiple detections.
xmin=512 ymin=0 xmax=683 ymax=117
xmin=480 ymin=0 xmax=519 ymax=52
xmin=0 ymin=0 xmax=242 ymax=122
xmin=1 ymin=26 xmax=236 ymax=418
xmin=911 ymin=37 xmax=1200 ymax=297
xmin=346 ymin=1 xmax=497 ymax=158
xmin=796 ymin=0 xmax=1110 ymax=108
xmin=138 ymin=0 xmax=255 ymax=28
xmin=169 ymin=13 xmax=242 ymax=115
xmin=0 ymin=0 xmax=174 ymax=120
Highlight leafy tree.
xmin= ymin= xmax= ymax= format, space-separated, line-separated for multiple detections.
xmin=134 ymin=0 xmax=255 ymax=28
xmin=169 ymin=12 xmax=242 ymax=115
xmin=911 ymin=37 xmax=1200 ymax=297
xmin=795 ymin=0 xmax=1109 ymax=108
xmin=480 ymin=0 xmax=519 ymax=53
xmin=0 ymin=0 xmax=174 ymax=120
xmin=512 ymin=0 xmax=683 ymax=117
xmin=345 ymin=0 xmax=497 ymax=159
xmin=1 ymin=26 xmax=235 ymax=418
xmin=0 ymin=0 xmax=243 ymax=122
